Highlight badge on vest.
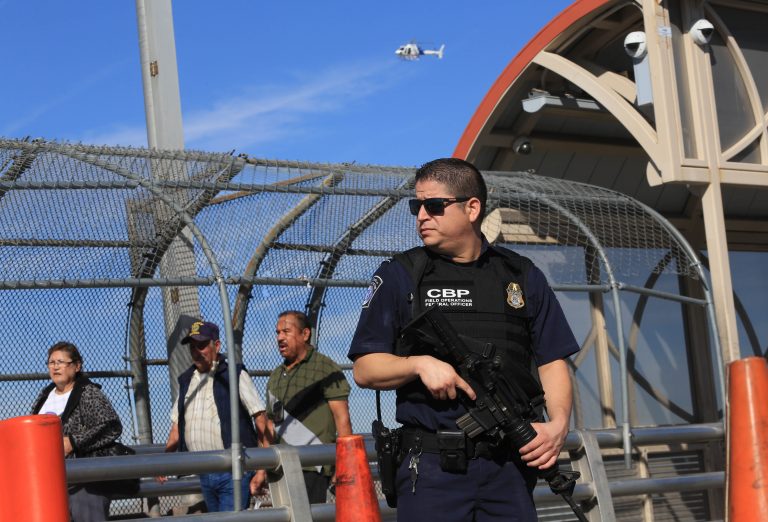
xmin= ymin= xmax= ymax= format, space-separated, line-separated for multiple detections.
xmin=506 ymin=282 xmax=525 ymax=309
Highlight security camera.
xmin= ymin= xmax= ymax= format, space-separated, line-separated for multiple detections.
xmin=512 ymin=136 xmax=532 ymax=155
xmin=623 ymin=31 xmax=647 ymax=59
xmin=690 ymin=19 xmax=714 ymax=46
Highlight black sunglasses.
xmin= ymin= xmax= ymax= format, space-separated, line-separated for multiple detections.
xmin=408 ymin=197 xmax=470 ymax=216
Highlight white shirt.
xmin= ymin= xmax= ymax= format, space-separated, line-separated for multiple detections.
xmin=39 ymin=388 xmax=72 ymax=416
xmin=170 ymin=362 xmax=265 ymax=451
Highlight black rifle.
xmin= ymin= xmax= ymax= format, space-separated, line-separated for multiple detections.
xmin=401 ymin=306 xmax=588 ymax=522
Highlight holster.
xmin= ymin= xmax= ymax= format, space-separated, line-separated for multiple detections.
xmin=372 ymin=419 xmax=401 ymax=508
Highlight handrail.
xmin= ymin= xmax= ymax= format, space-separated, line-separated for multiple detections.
xmin=66 ymin=424 xmax=725 ymax=520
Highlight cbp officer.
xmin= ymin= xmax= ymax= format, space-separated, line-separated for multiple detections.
xmin=348 ymin=158 xmax=579 ymax=521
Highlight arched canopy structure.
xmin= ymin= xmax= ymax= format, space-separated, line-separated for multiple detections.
xmin=455 ymin=0 xmax=768 ymax=368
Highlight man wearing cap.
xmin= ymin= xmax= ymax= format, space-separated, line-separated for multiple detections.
xmin=161 ymin=320 xmax=269 ymax=512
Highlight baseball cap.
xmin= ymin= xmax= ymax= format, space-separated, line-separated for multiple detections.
xmin=181 ymin=321 xmax=220 ymax=344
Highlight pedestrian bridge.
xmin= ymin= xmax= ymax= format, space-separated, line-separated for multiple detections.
xmin=0 ymin=138 xmax=723 ymax=519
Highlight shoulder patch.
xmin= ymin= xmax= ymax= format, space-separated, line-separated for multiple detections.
xmin=362 ymin=275 xmax=383 ymax=308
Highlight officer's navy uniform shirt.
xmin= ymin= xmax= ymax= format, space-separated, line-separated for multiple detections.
xmin=348 ymin=244 xmax=579 ymax=432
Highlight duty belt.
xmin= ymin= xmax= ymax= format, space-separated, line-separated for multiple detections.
xmin=400 ymin=427 xmax=512 ymax=461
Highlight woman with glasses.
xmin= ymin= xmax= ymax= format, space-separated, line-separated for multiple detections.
xmin=31 ymin=341 xmax=123 ymax=521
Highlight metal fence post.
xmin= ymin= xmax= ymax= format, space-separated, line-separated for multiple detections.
xmin=571 ymin=429 xmax=616 ymax=521
xmin=268 ymin=445 xmax=313 ymax=521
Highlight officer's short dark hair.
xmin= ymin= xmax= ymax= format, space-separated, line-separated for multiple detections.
xmin=414 ymin=158 xmax=487 ymax=218
xmin=278 ymin=310 xmax=312 ymax=334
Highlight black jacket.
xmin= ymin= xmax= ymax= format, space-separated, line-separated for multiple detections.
xmin=31 ymin=374 xmax=122 ymax=458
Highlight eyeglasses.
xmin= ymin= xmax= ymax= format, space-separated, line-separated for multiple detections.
xmin=408 ymin=197 xmax=470 ymax=216
xmin=47 ymin=360 xmax=74 ymax=368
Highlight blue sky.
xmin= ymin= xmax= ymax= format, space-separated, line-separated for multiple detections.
xmin=1 ymin=0 xmax=573 ymax=166
xmin=1 ymin=1 xmax=751 ymax=433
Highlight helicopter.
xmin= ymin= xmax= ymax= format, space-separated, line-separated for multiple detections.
xmin=395 ymin=42 xmax=445 ymax=61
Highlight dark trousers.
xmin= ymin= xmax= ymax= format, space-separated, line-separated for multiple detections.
xmin=69 ymin=486 xmax=110 ymax=522
xmin=303 ymin=470 xmax=330 ymax=503
xmin=395 ymin=452 xmax=538 ymax=522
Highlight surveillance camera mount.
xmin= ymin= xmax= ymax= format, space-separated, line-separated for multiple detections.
xmin=623 ymin=31 xmax=647 ymax=59
xmin=512 ymin=136 xmax=532 ymax=155
xmin=690 ymin=19 xmax=714 ymax=46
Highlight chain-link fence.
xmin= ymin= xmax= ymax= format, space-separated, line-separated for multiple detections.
xmin=0 ymin=138 xmax=722 ymax=518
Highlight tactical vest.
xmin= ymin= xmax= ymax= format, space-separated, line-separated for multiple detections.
xmin=394 ymin=246 xmax=543 ymax=407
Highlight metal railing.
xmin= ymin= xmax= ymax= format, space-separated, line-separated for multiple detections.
xmin=64 ymin=423 xmax=724 ymax=521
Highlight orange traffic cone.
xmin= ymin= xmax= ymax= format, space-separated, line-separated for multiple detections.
xmin=335 ymin=434 xmax=381 ymax=522
xmin=0 ymin=414 xmax=69 ymax=522
xmin=727 ymin=356 xmax=768 ymax=521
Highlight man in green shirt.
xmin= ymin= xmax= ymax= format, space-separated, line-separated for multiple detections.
xmin=266 ymin=310 xmax=353 ymax=503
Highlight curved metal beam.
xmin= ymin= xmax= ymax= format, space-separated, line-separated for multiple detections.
xmin=10 ymin=140 xmax=247 ymax=509
xmin=705 ymin=4 xmax=768 ymax=162
xmin=305 ymin=175 xmax=415 ymax=332
xmin=230 ymin=172 xmax=343 ymax=353
xmin=526 ymin=191 xmax=631 ymax=464
xmin=532 ymin=52 xmax=661 ymax=163
xmin=0 ymin=147 xmax=36 ymax=203
xmin=625 ymin=251 xmax=696 ymax=423
xmin=632 ymin=200 xmax=724 ymax=405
